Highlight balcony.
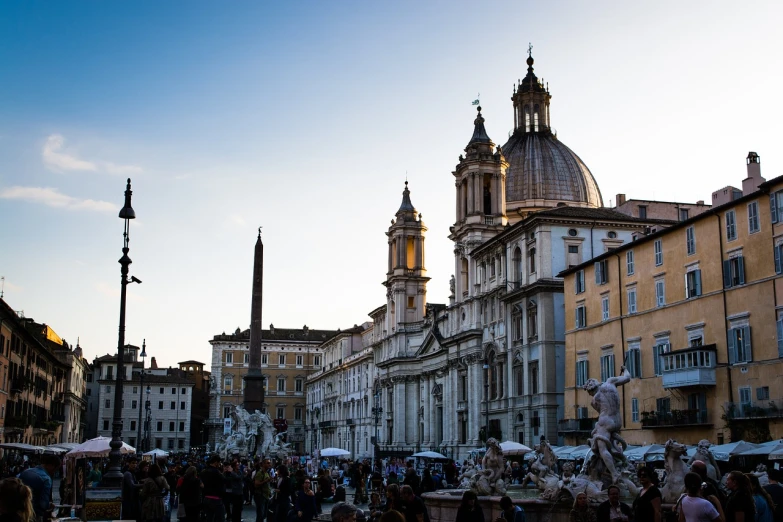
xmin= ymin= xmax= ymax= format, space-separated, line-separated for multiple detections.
xmin=661 ymin=346 xmax=717 ymax=389
xmin=725 ymin=400 xmax=783 ymax=420
xmin=641 ymin=409 xmax=710 ymax=428
xmin=558 ymin=418 xmax=597 ymax=435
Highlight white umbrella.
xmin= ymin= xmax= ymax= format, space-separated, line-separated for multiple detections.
xmin=499 ymin=441 xmax=532 ymax=455
xmin=412 ymin=451 xmax=448 ymax=459
xmin=66 ymin=436 xmax=136 ymax=459
xmin=320 ymin=447 xmax=350 ymax=457
xmin=144 ymin=448 xmax=169 ymax=457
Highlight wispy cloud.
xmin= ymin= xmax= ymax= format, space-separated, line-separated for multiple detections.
xmin=0 ymin=186 xmax=116 ymax=212
xmin=42 ymin=134 xmax=143 ymax=175
xmin=227 ymin=214 xmax=246 ymax=227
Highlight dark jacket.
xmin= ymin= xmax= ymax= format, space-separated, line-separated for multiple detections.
xmin=19 ymin=466 xmax=52 ymax=518
xmin=597 ymin=501 xmax=632 ymax=522
xmin=200 ymin=466 xmax=226 ymax=499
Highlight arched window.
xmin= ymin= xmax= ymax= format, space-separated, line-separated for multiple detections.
xmin=528 ymin=248 xmax=536 ymax=274
xmin=524 ymin=105 xmax=531 ymax=132
xmin=533 ymin=104 xmax=540 ymax=132
xmin=223 ymin=375 xmax=233 ymax=392
xmin=512 ymin=248 xmax=522 ymax=283
xmin=527 ymin=301 xmax=538 ymax=340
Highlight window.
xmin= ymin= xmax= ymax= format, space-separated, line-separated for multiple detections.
xmin=279 ymin=354 xmax=286 ymax=365
xmin=295 ymin=407 xmax=303 ymax=421
xmin=748 ymin=202 xmax=760 ymax=233
xmin=103 ymin=420 xmax=109 ymax=431
xmin=159 ymin=387 xmax=164 ymax=394
xmin=168 ymin=439 xmax=174 ymax=450
xmin=575 ymin=305 xmax=587 ymax=329
xmin=777 ymin=314 xmax=783 ymax=358
xmin=626 ymin=344 xmax=641 ymax=378
xmin=595 ymin=260 xmax=608 ymax=285
xmin=601 ymin=296 xmax=609 ymax=321
xmin=170 ymin=401 xmax=175 ymax=409
xmin=627 ymin=288 xmax=637 ymax=314
xmin=771 ymin=190 xmax=783 ymax=223
xmin=527 ymin=303 xmax=538 ymax=339
xmin=626 ymin=250 xmax=634 ymax=275
xmin=728 ymin=325 xmax=752 ymax=364
xmin=276 ymin=407 xmax=285 ymax=419
xmin=171 ymin=387 xmax=176 ymax=394
xmin=407 ymin=296 xmax=415 ymax=308
xmin=261 ymin=354 xmax=268 ymax=365
xmin=575 ymin=270 xmax=585 ymax=294
xmin=178 ymin=440 xmax=185 ymax=450
xmin=654 ymin=239 xmax=663 ymax=266
xmin=295 ymin=379 xmax=303 ymax=392
xmin=529 ymin=362 xmax=539 ymax=394
xmin=686 ymin=226 xmax=696 ymax=255
xmin=131 ymin=400 xmax=137 ymax=409
xmin=169 ymin=421 xmax=175 ymax=432
xmin=514 ymin=366 xmax=524 ymax=395
xmin=575 ymin=360 xmax=589 ymax=387
xmin=568 ymin=245 xmax=579 ymax=254
xmin=157 ymin=421 xmax=163 ymax=431
xmin=181 ymin=388 xmax=186 ymax=395
xmin=181 ymin=401 xmax=186 ymax=410
xmin=225 ymin=352 xmax=233 ymax=364
xmin=314 ymin=356 xmax=321 ymax=366
xmin=723 ymin=256 xmax=745 ymax=288
xmin=155 ymin=438 xmax=162 ymax=449
xmin=739 ymin=387 xmax=752 ymax=415
xmin=631 ymin=398 xmax=639 ymax=423
xmin=757 ymin=386 xmax=770 ymax=401
xmin=277 ymin=378 xmax=286 ymax=392
xmin=653 ymin=341 xmax=670 ymax=376
xmin=600 ymin=353 xmax=615 ymax=381
xmin=655 ymin=279 xmax=665 ymax=307
xmin=106 ymin=385 xmax=111 ymax=393
xmin=656 ymin=397 xmax=671 ymax=415
xmin=132 ymin=386 xmax=138 ymax=394
xmin=158 ymin=401 xmax=163 ymax=409
xmin=528 ymin=249 xmax=536 ymax=273
xmin=679 ymin=208 xmax=689 ymax=221
xmin=726 ymin=210 xmax=737 ymax=241
xmin=105 ymin=399 xmax=110 ymax=408
xmin=638 ymin=205 xmax=647 ymax=219
xmin=685 ymin=269 xmax=702 ymax=298
xmin=130 ymin=420 xmax=136 ymax=431
xmin=244 ymin=353 xmax=249 ymax=364
xmin=296 ymin=355 xmax=303 ymax=366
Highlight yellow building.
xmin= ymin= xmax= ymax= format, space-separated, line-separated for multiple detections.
xmin=560 ymin=163 xmax=783 ymax=445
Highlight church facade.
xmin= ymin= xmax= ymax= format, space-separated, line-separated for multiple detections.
xmin=305 ymin=54 xmax=667 ymax=460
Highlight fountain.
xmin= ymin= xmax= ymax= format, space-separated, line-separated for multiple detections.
xmin=213 ymin=404 xmax=291 ymax=460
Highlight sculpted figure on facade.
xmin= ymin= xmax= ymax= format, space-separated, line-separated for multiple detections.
xmin=582 ymin=366 xmax=631 ymax=485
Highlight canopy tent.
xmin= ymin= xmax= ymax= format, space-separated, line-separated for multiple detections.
xmin=499 ymin=441 xmax=532 ymax=456
xmin=740 ymin=441 xmax=783 ymax=457
xmin=143 ymin=448 xmax=169 ymax=457
xmin=42 ymin=444 xmax=70 ymax=454
xmin=66 ymin=436 xmax=136 ymax=459
xmin=47 ymin=442 xmax=80 ymax=452
xmin=0 ymin=442 xmax=45 ymax=454
xmin=411 ymin=451 xmax=448 ymax=460
xmin=707 ymin=441 xmax=759 ymax=461
xmin=320 ymin=448 xmax=350 ymax=457
xmin=554 ymin=445 xmax=591 ymax=460
xmin=624 ymin=444 xmax=666 ymax=462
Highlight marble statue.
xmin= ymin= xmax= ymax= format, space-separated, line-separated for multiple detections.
xmin=457 ymin=462 xmax=477 ymax=489
xmin=469 ymin=438 xmax=507 ymax=496
xmin=523 ymin=440 xmax=561 ymax=498
xmin=660 ymin=439 xmax=689 ymax=503
xmin=687 ymin=440 xmax=720 ymax=481
xmin=449 ymin=275 xmax=455 ymax=296
xmin=213 ymin=404 xmax=289 ymax=459
xmin=752 ymin=463 xmax=770 ymax=487
xmin=583 ymin=366 xmax=631 ymax=485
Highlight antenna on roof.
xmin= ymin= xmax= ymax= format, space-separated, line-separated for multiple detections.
xmin=0 ymin=276 xmax=3 ymax=298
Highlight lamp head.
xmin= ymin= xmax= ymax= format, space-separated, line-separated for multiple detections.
xmin=146 ymin=385 xmax=151 ymax=395
xmin=140 ymin=339 xmax=147 ymax=358
xmin=118 ymin=178 xmax=136 ymax=220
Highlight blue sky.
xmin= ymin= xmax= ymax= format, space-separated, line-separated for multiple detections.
xmin=1 ymin=1 xmax=782 ymax=367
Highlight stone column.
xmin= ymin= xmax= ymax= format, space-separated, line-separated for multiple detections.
xmin=456 ymin=183 xmax=462 ymax=222
xmin=474 ymin=174 xmax=482 ymax=214
xmin=468 ymin=359 xmax=481 ymax=446
xmin=414 ymin=237 xmax=422 ymax=269
xmin=467 ymin=175 xmax=474 ymax=215
xmin=422 ymin=374 xmax=432 ymax=446
xmin=388 ymin=240 xmax=393 ymax=273
xmin=393 ymin=378 xmax=405 ymax=444
xmin=441 ymin=370 xmax=452 ymax=446
xmin=412 ymin=376 xmax=421 ymax=446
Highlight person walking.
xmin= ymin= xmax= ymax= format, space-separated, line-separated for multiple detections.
xmin=570 ymin=492 xmax=597 ymax=522
xmin=292 ymin=479 xmax=317 ymax=522
xmin=18 ymin=454 xmax=60 ymax=522
xmin=200 ymin=455 xmax=227 ymax=522
xmin=122 ymin=457 xmax=141 ymax=522
xmin=140 ymin=464 xmax=170 ymax=522
xmin=633 ymin=468 xmax=662 ymax=522
xmin=455 ymin=490 xmax=484 ymax=522
xmin=177 ymin=466 xmax=203 ymax=522
xmin=678 ymin=473 xmax=722 ymax=522
xmin=253 ymin=460 xmax=273 ymax=522
xmin=726 ymin=472 xmax=756 ymax=522
xmin=0 ymin=477 xmax=36 ymax=522
xmin=747 ymin=474 xmax=774 ymax=522
xmin=273 ymin=465 xmax=292 ymax=522
xmin=225 ymin=463 xmax=244 ymax=522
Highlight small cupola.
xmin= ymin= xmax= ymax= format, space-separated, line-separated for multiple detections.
xmin=511 ymin=46 xmax=552 ymax=134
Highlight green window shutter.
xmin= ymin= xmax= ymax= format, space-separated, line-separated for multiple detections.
xmin=777 ymin=318 xmax=783 ymax=358
xmin=723 ymin=260 xmax=732 ymax=288
xmin=728 ymin=329 xmax=736 ymax=365
xmin=594 ymin=262 xmax=601 ymax=284
xmin=695 ymin=270 xmax=702 ymax=296
xmin=775 ymin=245 xmax=783 ymax=275
xmin=743 ymin=326 xmax=752 ymax=362
xmin=684 ymin=273 xmax=690 ymax=298
xmin=738 ymin=256 xmax=745 ymax=285
xmin=772 ymin=193 xmax=779 ymax=224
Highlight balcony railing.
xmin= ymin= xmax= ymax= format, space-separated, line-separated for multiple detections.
xmin=484 ymin=216 xmax=495 ymax=225
xmin=641 ymin=409 xmax=710 ymax=428
xmin=725 ymin=400 xmax=783 ymax=420
xmin=661 ymin=346 xmax=717 ymax=388
xmin=558 ymin=417 xmax=597 ymax=434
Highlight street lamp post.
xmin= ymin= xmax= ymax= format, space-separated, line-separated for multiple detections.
xmin=136 ymin=339 xmax=147 ymax=451
xmin=372 ymin=388 xmax=383 ymax=471
xmin=105 ymin=178 xmax=140 ymax=486
xmin=143 ymin=385 xmax=151 ymax=451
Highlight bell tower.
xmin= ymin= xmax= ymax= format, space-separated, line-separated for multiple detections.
xmin=450 ymin=106 xmax=508 ymax=303
xmin=384 ymin=182 xmax=429 ymax=328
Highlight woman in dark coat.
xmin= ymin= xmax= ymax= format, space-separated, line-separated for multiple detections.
xmin=274 ymin=465 xmax=292 ymax=522
xmin=177 ymin=466 xmax=203 ymax=522
xmin=293 ymin=479 xmax=318 ymax=522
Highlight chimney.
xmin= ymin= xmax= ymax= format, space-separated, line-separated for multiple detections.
xmin=696 ymin=200 xmax=704 ymax=206
xmin=150 ymin=357 xmax=158 ymax=369
xmin=616 ymin=194 xmax=626 ymax=206
xmin=743 ymin=151 xmax=765 ymax=194
xmin=269 ymin=323 xmax=274 ymax=335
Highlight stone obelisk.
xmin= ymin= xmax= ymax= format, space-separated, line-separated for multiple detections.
xmin=243 ymin=228 xmax=265 ymax=412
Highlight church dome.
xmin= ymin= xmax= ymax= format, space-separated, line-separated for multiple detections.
xmin=501 ymin=51 xmax=603 ymax=214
